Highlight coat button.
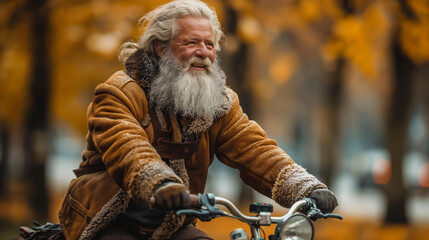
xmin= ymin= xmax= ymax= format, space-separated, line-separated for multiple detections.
xmin=184 ymin=148 xmax=190 ymax=153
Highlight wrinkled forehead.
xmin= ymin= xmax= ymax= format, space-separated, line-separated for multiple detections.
xmin=172 ymin=15 xmax=214 ymax=39
xmin=173 ymin=16 xmax=214 ymax=39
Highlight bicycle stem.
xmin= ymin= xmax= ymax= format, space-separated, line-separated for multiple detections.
xmin=214 ymin=197 xmax=308 ymax=239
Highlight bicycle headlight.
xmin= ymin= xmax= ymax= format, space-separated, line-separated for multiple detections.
xmin=275 ymin=214 xmax=314 ymax=240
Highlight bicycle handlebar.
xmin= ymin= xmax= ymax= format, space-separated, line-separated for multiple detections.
xmin=178 ymin=193 xmax=343 ymax=223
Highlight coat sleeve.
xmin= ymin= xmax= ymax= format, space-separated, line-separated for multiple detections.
xmin=215 ymin=91 xmax=326 ymax=207
xmin=88 ymin=72 xmax=182 ymax=206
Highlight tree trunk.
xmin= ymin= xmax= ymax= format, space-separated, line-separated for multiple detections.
xmin=317 ymin=0 xmax=354 ymax=188
xmin=383 ymin=40 xmax=415 ymax=224
xmin=224 ymin=4 xmax=253 ymax=117
xmin=24 ymin=0 xmax=51 ymax=221
xmin=0 ymin=126 xmax=10 ymax=197
xmin=320 ymin=58 xmax=344 ymax=188
xmin=223 ymin=3 xmax=254 ymax=203
xmin=422 ymin=65 xmax=429 ymax=157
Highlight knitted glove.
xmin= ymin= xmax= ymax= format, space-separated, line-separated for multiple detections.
xmin=308 ymin=189 xmax=338 ymax=213
xmin=152 ymin=182 xmax=191 ymax=210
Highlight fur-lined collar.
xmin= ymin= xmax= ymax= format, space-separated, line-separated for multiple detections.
xmin=125 ymin=48 xmax=160 ymax=89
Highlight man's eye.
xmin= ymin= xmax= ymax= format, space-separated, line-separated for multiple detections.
xmin=206 ymin=42 xmax=214 ymax=49
xmin=186 ymin=41 xmax=196 ymax=45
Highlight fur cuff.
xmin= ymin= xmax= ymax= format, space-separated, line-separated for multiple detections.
xmin=128 ymin=161 xmax=183 ymax=206
xmin=272 ymin=163 xmax=327 ymax=208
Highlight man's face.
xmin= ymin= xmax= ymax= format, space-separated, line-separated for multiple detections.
xmin=170 ymin=16 xmax=216 ymax=71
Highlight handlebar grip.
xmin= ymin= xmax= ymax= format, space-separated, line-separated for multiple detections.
xmin=150 ymin=193 xmax=200 ymax=208
xmin=308 ymin=208 xmax=343 ymax=221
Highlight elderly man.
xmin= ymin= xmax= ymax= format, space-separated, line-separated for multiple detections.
xmin=59 ymin=0 xmax=337 ymax=239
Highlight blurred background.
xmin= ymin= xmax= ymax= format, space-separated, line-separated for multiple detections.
xmin=1 ymin=0 xmax=429 ymax=239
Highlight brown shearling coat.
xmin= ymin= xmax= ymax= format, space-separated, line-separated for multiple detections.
xmin=58 ymin=70 xmax=326 ymax=240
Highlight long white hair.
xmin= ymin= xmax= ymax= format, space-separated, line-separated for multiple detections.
xmin=118 ymin=0 xmax=224 ymax=62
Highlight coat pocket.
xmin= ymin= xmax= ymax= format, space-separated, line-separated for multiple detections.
xmin=59 ymin=179 xmax=90 ymax=240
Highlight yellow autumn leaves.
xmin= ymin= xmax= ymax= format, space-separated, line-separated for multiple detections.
xmin=324 ymin=0 xmax=429 ymax=79
xmin=324 ymin=2 xmax=390 ymax=79
xmin=398 ymin=0 xmax=429 ymax=64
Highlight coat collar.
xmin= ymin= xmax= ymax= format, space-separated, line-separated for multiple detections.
xmin=125 ymin=48 xmax=160 ymax=89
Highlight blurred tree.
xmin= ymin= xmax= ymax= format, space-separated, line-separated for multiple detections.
xmin=223 ymin=0 xmax=253 ymax=116
xmin=383 ymin=35 xmax=413 ymax=223
xmin=318 ymin=0 xmax=351 ymax=188
xmin=24 ymin=0 xmax=51 ymax=221
xmin=0 ymin=126 xmax=9 ymax=197
xmin=382 ymin=0 xmax=429 ymax=224
xmin=321 ymin=0 xmax=414 ymax=223
xmin=323 ymin=0 xmax=429 ymax=223
xmin=49 ymin=0 xmax=146 ymax=135
xmin=242 ymin=0 xmax=428 ymax=225
xmin=0 ymin=0 xmax=31 ymax=198
xmin=217 ymin=0 xmax=255 ymax=203
xmin=423 ymin=66 xmax=429 ymax=157
xmin=245 ymin=0 xmax=346 ymax=187
xmin=321 ymin=0 xmax=394 ymax=187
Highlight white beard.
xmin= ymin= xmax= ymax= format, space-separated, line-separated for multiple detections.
xmin=149 ymin=49 xmax=226 ymax=118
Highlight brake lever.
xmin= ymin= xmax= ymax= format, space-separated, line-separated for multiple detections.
xmin=323 ymin=213 xmax=343 ymax=220
xmin=176 ymin=193 xmax=225 ymax=221
xmin=307 ymin=209 xmax=343 ymax=221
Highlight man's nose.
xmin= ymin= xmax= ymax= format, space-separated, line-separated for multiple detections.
xmin=194 ymin=44 xmax=209 ymax=59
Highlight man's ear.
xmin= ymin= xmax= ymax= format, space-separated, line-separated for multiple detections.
xmin=154 ymin=40 xmax=166 ymax=57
